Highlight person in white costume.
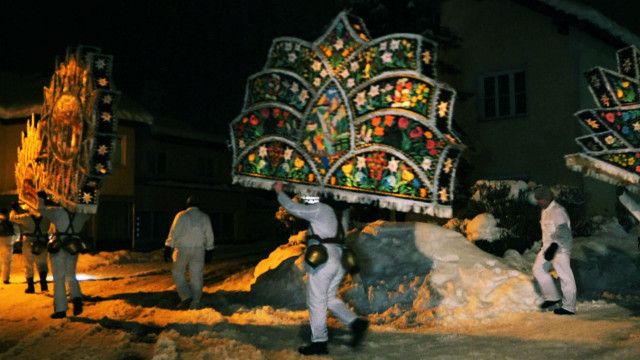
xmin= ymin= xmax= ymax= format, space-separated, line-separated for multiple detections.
xmin=532 ymin=185 xmax=577 ymax=315
xmin=10 ymin=202 xmax=50 ymax=293
xmin=0 ymin=208 xmax=20 ymax=284
xmin=37 ymin=192 xmax=91 ymax=319
xmin=273 ymin=181 xmax=368 ymax=356
xmin=164 ymin=195 xmax=214 ymax=310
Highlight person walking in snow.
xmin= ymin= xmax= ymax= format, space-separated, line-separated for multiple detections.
xmin=164 ymin=195 xmax=214 ymax=310
xmin=38 ymin=192 xmax=92 ymax=319
xmin=532 ymin=185 xmax=577 ymax=315
xmin=0 ymin=208 xmax=20 ymax=285
xmin=10 ymin=202 xmax=50 ymax=293
xmin=273 ymin=181 xmax=368 ymax=356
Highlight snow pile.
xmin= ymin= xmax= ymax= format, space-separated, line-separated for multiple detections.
xmin=340 ymin=222 xmax=539 ymax=326
xmin=77 ymin=250 xmax=162 ymax=272
xmin=152 ymin=330 xmax=266 ymax=360
xmin=572 ymin=219 xmax=640 ymax=297
xmin=465 ymin=213 xmax=505 ymax=242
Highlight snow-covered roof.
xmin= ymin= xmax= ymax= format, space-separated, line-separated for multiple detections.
xmin=535 ymin=0 xmax=640 ymax=48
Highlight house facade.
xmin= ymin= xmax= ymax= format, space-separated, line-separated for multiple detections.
xmin=437 ymin=0 xmax=640 ymax=215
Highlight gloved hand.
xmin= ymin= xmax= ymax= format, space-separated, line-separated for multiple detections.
xmin=205 ymin=249 xmax=213 ymax=263
xmin=544 ymin=243 xmax=559 ymax=261
xmin=163 ymin=246 xmax=172 ymax=263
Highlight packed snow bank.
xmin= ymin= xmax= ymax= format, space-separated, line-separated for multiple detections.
xmin=572 ymin=219 xmax=640 ymax=297
xmin=341 ymin=222 xmax=539 ymax=326
xmin=217 ymin=221 xmax=540 ymax=327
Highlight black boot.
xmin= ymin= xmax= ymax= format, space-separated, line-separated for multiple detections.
xmin=39 ymin=271 xmax=48 ymax=292
xmin=72 ymin=297 xmax=83 ymax=316
xmin=298 ymin=341 xmax=328 ymax=355
xmin=25 ymin=277 xmax=35 ymax=294
xmin=350 ymin=317 xmax=369 ymax=347
xmin=50 ymin=311 xmax=66 ymax=319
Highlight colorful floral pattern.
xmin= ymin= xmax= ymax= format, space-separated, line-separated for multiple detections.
xmin=246 ymin=73 xmax=311 ymax=112
xmin=355 ymin=115 xmax=444 ymax=178
xmin=266 ymin=40 xmax=326 ymax=90
xmin=302 ymin=86 xmax=351 ymax=174
xmin=332 ymin=151 xmax=431 ymax=200
xmin=338 ymin=37 xmax=419 ymax=89
xmin=352 ymin=77 xmax=433 ymax=117
xmin=569 ymin=45 xmax=640 ymax=183
xmin=231 ymin=12 xmax=465 ymax=215
xmin=233 ymin=107 xmax=300 ymax=150
xmin=604 ymin=72 xmax=639 ymax=105
xmin=601 ymin=152 xmax=640 ymax=174
xmin=316 ymin=17 xmax=365 ymax=74
xmin=596 ymin=109 xmax=640 ymax=146
xmin=236 ymin=142 xmax=316 ymax=183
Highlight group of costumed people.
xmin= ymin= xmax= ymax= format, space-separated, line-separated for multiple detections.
xmin=0 ymin=192 xmax=91 ymax=318
xmin=0 ymin=181 xmax=576 ymax=356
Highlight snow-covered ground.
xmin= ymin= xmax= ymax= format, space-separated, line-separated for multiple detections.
xmin=0 ymin=223 xmax=639 ymax=360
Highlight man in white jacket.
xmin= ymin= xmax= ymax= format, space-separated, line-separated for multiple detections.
xmin=273 ymin=181 xmax=368 ymax=356
xmin=10 ymin=202 xmax=50 ymax=293
xmin=165 ymin=195 xmax=214 ymax=310
xmin=532 ymin=185 xmax=577 ymax=315
xmin=38 ymin=192 xmax=92 ymax=319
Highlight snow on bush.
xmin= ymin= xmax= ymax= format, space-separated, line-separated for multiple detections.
xmin=465 ymin=213 xmax=505 ymax=242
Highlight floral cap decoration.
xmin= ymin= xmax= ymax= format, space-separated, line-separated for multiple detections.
xmin=15 ymin=46 xmax=119 ymax=214
xmin=230 ymin=11 xmax=465 ymax=217
xmin=566 ymin=45 xmax=640 ymax=188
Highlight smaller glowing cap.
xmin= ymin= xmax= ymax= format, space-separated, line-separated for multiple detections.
xmin=301 ymin=195 xmax=320 ymax=205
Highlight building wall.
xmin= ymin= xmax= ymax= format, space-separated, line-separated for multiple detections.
xmin=132 ymin=127 xmax=281 ymax=251
xmin=440 ymin=0 xmax=623 ymax=215
xmin=100 ymin=124 xmax=136 ymax=197
xmin=0 ymin=123 xmax=24 ymax=200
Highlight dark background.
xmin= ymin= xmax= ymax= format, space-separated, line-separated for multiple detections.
xmin=1 ymin=0 xmax=639 ymax=133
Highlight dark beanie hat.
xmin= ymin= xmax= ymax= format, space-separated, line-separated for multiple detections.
xmin=534 ymin=185 xmax=554 ymax=201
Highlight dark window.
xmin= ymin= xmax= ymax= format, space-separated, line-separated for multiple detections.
xmin=149 ymin=151 xmax=167 ymax=175
xmin=482 ymin=70 xmax=526 ymax=119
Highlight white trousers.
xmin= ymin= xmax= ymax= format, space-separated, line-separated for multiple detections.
xmin=172 ymin=247 xmax=205 ymax=308
xmin=51 ymin=250 xmax=82 ymax=312
xmin=23 ymin=239 xmax=48 ymax=278
xmin=307 ymin=244 xmax=357 ymax=343
xmin=0 ymin=242 xmax=12 ymax=282
xmin=533 ymin=250 xmax=577 ymax=312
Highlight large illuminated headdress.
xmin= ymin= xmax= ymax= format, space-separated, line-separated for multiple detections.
xmin=230 ymin=12 xmax=465 ymax=217
xmin=565 ymin=45 xmax=640 ymax=189
xmin=15 ymin=46 xmax=119 ymax=213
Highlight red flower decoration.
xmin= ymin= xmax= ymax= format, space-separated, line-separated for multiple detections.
xmin=249 ymin=114 xmax=259 ymax=126
xmin=605 ymin=112 xmax=615 ymax=123
xmin=410 ymin=126 xmax=423 ymax=139
xmin=398 ymin=117 xmax=409 ymax=129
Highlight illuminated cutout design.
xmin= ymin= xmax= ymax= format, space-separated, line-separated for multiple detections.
xmin=230 ymin=12 xmax=465 ymax=216
xmin=565 ymin=45 xmax=640 ymax=187
xmin=15 ymin=46 xmax=120 ymax=213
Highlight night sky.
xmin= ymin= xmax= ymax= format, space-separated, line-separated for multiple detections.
xmin=1 ymin=0 xmax=639 ymax=134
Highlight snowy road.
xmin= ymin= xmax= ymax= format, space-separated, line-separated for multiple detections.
xmin=0 ymin=247 xmax=639 ymax=359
